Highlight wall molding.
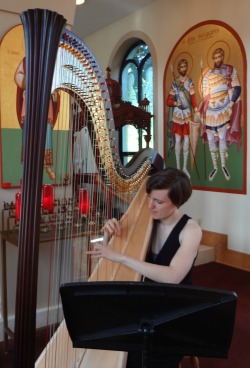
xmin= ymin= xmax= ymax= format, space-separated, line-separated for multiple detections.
xmin=202 ymin=229 xmax=250 ymax=271
xmin=0 ymin=305 xmax=63 ymax=342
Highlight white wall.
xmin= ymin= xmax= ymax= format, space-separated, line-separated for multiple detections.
xmin=78 ymin=0 xmax=250 ymax=254
xmin=0 ymin=0 xmax=76 ymax=31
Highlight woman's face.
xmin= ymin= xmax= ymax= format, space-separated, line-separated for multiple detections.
xmin=147 ymin=189 xmax=176 ymax=221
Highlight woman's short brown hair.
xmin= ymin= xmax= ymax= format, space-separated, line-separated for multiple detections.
xmin=146 ymin=167 xmax=192 ymax=208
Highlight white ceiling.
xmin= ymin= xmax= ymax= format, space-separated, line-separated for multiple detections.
xmin=72 ymin=0 xmax=155 ymax=38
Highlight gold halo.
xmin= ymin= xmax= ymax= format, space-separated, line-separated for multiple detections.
xmin=206 ymin=40 xmax=230 ymax=68
xmin=172 ymin=52 xmax=193 ymax=77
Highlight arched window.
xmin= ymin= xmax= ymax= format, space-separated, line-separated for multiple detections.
xmin=119 ymin=41 xmax=153 ymax=164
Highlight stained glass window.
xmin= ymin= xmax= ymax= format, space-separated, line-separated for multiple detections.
xmin=120 ymin=41 xmax=153 ymax=164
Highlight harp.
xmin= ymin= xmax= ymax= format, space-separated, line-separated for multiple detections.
xmin=13 ymin=9 xmax=163 ymax=368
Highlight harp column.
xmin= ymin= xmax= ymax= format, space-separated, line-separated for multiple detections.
xmin=13 ymin=9 xmax=66 ymax=368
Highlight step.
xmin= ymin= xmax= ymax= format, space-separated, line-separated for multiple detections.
xmin=195 ymin=244 xmax=215 ymax=266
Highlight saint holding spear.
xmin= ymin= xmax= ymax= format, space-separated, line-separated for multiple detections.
xmin=166 ymin=58 xmax=200 ymax=178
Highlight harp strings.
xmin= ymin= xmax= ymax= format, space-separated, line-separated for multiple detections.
xmin=40 ymin=49 xmax=87 ymax=367
xmin=39 ymin=42 xmax=112 ymax=365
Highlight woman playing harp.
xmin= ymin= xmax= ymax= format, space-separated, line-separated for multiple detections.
xmin=87 ymin=167 xmax=202 ymax=368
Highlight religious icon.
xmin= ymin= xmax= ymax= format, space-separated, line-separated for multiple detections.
xmin=164 ymin=21 xmax=246 ymax=194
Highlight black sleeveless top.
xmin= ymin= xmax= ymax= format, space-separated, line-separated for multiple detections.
xmin=145 ymin=214 xmax=195 ymax=285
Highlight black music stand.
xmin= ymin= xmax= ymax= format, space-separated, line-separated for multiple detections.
xmin=60 ymin=281 xmax=237 ymax=368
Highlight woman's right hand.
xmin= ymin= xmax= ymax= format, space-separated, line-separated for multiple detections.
xmin=102 ymin=218 xmax=121 ymax=237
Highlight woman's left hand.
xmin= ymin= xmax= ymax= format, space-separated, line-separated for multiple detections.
xmin=86 ymin=242 xmax=123 ymax=263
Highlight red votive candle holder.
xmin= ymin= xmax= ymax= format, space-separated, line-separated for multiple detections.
xmin=15 ymin=191 xmax=21 ymax=222
xmin=42 ymin=184 xmax=54 ymax=213
xmin=79 ymin=188 xmax=90 ymax=216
